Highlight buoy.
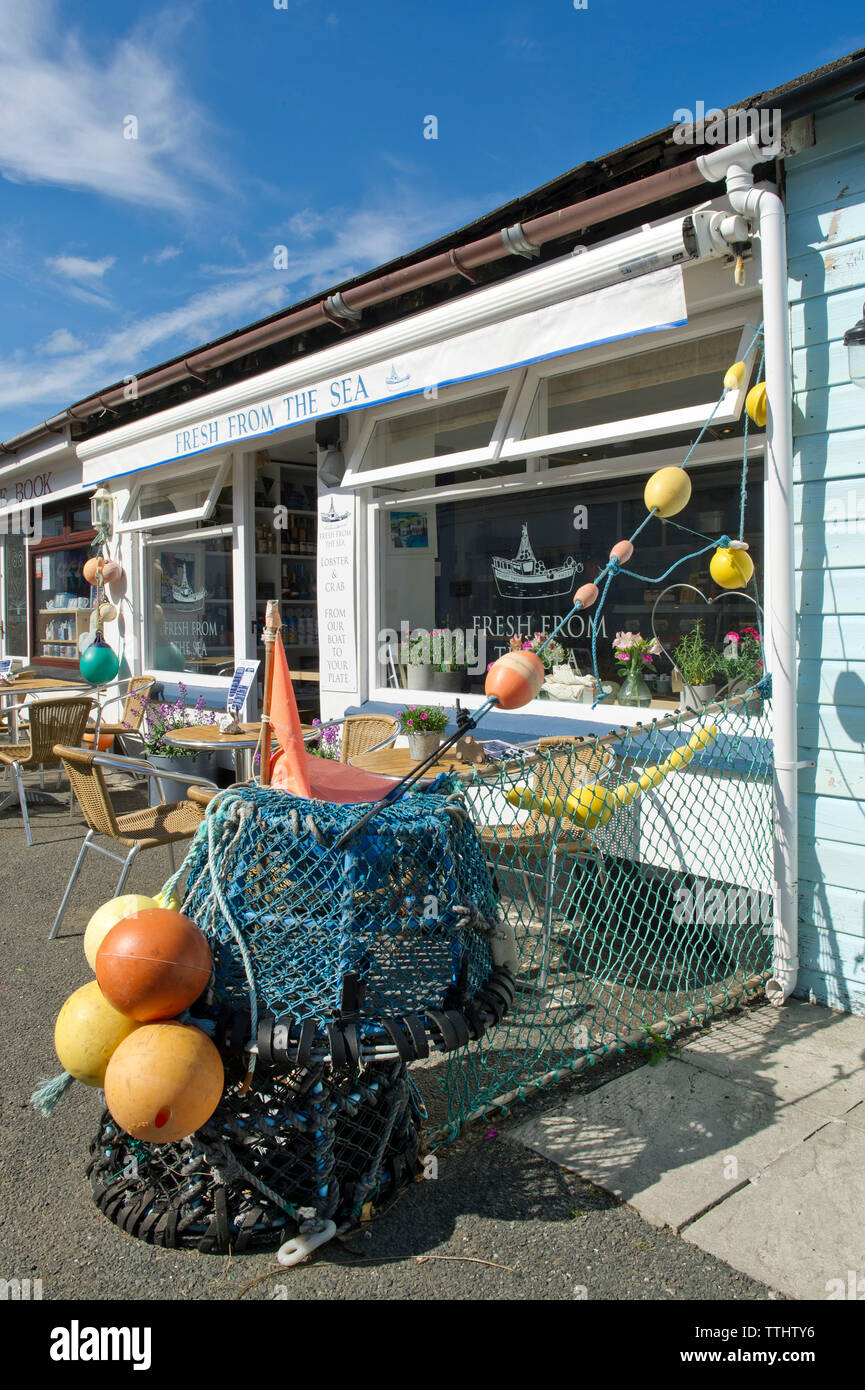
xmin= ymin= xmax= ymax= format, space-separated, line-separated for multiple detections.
xmin=724 ymin=360 xmax=747 ymax=391
xmin=83 ymin=556 xmax=104 ymax=585
xmin=103 ymin=1023 xmax=224 ymax=1143
xmin=564 ymin=784 xmax=617 ymax=829
xmin=101 ymin=559 xmax=123 ymax=585
xmin=710 ymin=546 xmax=754 ymax=590
xmin=83 ymin=894 xmax=159 ymax=970
xmin=54 ymin=981 xmax=141 ymax=1087
xmin=745 ymin=381 xmax=767 ymax=427
xmin=644 ymin=467 xmax=692 ymax=518
xmin=609 ymin=540 xmax=634 ymax=565
xmin=79 ymin=633 xmax=120 ymax=685
xmin=574 ymin=583 xmax=599 ymax=609
xmin=485 ymin=651 xmax=545 ymax=709
xmin=98 ymin=601 xmax=117 ymax=624
xmin=95 ymin=909 xmax=212 ymax=1021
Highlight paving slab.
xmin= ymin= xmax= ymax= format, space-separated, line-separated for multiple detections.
xmin=679 ymin=1001 xmax=865 ymax=1119
xmin=682 ymin=1119 xmax=865 ymax=1300
xmin=511 ymin=1057 xmax=826 ymax=1231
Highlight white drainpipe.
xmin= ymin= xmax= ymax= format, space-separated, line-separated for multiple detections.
xmin=697 ymin=134 xmax=799 ymax=1004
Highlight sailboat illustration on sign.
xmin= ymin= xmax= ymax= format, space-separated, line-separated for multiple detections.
xmin=385 ymin=361 xmax=410 ymax=387
xmin=321 ymin=497 xmax=350 ymax=524
xmin=491 ymin=525 xmax=580 ymax=601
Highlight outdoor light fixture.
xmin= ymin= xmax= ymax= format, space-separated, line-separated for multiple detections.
xmin=319 ymin=448 xmax=347 ymax=489
xmin=844 ymin=302 xmax=865 ymax=389
xmin=90 ymin=485 xmax=114 ymax=539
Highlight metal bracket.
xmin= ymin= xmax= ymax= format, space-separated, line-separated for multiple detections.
xmin=502 ymin=223 xmax=541 ymax=260
xmin=322 ymin=293 xmax=363 ymax=327
xmin=774 ymin=759 xmax=816 ymax=770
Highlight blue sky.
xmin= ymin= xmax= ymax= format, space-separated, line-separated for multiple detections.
xmin=1 ymin=0 xmax=862 ymax=442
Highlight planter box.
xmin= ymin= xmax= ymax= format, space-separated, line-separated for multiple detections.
xmin=679 ymin=683 xmax=716 ymax=713
xmin=405 ymin=664 xmax=434 ymax=690
xmin=432 ymin=670 xmax=466 ymax=694
xmin=407 ymin=731 xmax=442 ymax=760
xmin=147 ymin=751 xmax=217 ymax=806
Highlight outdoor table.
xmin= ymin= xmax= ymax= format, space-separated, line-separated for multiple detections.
xmin=0 ymin=677 xmax=89 ymax=817
xmin=348 ymin=745 xmax=532 ymax=783
xmin=163 ymin=721 xmax=313 ymax=783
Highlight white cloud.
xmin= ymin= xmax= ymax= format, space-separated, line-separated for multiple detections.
xmin=147 ymin=245 xmax=183 ymax=264
xmin=47 ymin=255 xmax=116 ymax=282
xmin=0 ymin=192 xmax=484 ymax=422
xmin=39 ymin=328 xmax=85 ymax=355
xmin=0 ymin=0 xmax=226 ymax=211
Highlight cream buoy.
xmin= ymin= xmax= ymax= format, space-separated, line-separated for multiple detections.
xmin=644 ymin=467 xmax=692 ymax=518
xmin=103 ymin=1022 xmax=224 ymax=1143
xmin=54 ymin=981 xmax=142 ymax=1087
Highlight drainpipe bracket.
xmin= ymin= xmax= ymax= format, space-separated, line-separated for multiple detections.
xmin=322 ymin=293 xmax=363 ymax=328
xmin=502 ymin=223 xmax=541 ymax=260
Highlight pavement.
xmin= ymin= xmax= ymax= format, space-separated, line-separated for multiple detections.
xmin=512 ymin=1000 xmax=865 ymax=1299
xmin=0 ymin=776 xmax=793 ymax=1302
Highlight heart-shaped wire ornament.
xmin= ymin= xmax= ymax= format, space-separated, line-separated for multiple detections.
xmin=650 ymin=583 xmax=763 ymax=706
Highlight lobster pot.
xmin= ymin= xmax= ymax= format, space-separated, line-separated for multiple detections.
xmin=88 ymin=1060 xmax=423 ymax=1253
xmin=181 ymin=782 xmax=511 ymax=1063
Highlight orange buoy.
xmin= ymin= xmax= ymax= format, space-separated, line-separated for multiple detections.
xmin=95 ymin=909 xmax=212 ymax=1021
xmin=609 ymin=540 xmax=634 ymax=565
xmin=104 ymin=1022 xmax=224 ymax=1143
xmin=574 ymin=583 xmax=599 ymax=609
xmin=54 ymin=981 xmax=141 ymax=1087
xmin=485 ymin=650 xmax=545 ymax=709
xmin=83 ymin=556 xmax=104 ymax=585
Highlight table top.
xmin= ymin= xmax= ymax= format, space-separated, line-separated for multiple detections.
xmin=165 ymin=722 xmax=264 ymax=751
xmin=348 ymin=746 xmax=489 ymax=781
xmin=0 ymin=677 xmax=87 ymax=697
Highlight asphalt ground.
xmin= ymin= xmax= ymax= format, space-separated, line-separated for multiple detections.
xmin=0 ymin=779 xmax=778 ymax=1302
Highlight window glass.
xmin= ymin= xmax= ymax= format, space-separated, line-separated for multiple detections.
xmin=147 ymin=531 xmax=234 ymax=673
xmin=523 ymin=328 xmax=744 ymax=438
xmin=135 ymin=467 xmax=224 ymax=523
xmin=380 ymin=464 xmax=763 ymax=705
xmin=33 ymin=545 xmax=95 ymax=660
xmin=361 ymin=389 xmax=508 ymax=472
xmin=2 ymin=535 xmax=28 ymax=654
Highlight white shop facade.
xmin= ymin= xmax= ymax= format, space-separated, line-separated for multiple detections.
xmin=74 ymin=204 xmax=769 ymax=734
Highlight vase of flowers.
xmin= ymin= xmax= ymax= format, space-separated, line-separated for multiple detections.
xmin=613 ymin=631 xmax=660 ymax=707
xmin=398 ymin=704 xmax=448 ymax=760
xmin=508 ymin=632 xmax=568 ymax=671
xmin=137 ymin=684 xmax=219 ymax=804
xmin=672 ymin=621 xmax=718 ymax=711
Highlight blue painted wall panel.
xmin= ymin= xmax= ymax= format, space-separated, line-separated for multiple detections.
xmin=787 ymin=97 xmax=865 ymax=1012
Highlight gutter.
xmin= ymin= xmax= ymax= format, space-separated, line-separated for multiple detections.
xmin=697 ymin=134 xmax=799 ymax=1004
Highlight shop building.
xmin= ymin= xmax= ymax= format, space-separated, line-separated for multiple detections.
xmin=1 ymin=52 xmax=864 ymax=1010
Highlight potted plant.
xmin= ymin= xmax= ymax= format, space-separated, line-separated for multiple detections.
xmin=671 ymin=621 xmax=719 ymax=711
xmin=307 ymin=718 xmax=341 ymax=759
xmin=613 ymin=631 xmax=662 ymax=708
xmin=431 ymin=628 xmax=469 ymax=693
xmin=138 ymin=684 xmax=219 ymax=804
xmin=716 ymin=627 xmax=764 ymax=712
xmin=397 ymin=704 xmax=448 ymax=759
xmin=404 ymin=630 xmax=434 ymax=690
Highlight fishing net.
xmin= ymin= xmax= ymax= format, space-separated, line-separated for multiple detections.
xmin=88 ymin=695 xmax=772 ymax=1248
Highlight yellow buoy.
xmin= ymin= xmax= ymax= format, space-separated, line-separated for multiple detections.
xmin=710 ymin=546 xmax=754 ymax=590
xmin=84 ymin=894 xmax=158 ymax=970
xmin=745 ymin=381 xmax=767 ymax=427
xmin=724 ymin=360 xmax=747 ymax=391
xmin=688 ymin=723 xmax=718 ymax=750
xmin=54 ymin=981 xmax=141 ymax=1087
xmin=155 ymin=886 xmax=182 ymax=913
xmin=565 ymin=784 xmax=617 ymax=829
xmin=644 ymin=467 xmax=692 ymax=519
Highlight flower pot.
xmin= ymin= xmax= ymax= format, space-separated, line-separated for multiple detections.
xmin=147 ymin=751 xmax=217 ymax=805
xmin=406 ymin=663 xmax=433 ymax=690
xmin=616 ymin=672 xmax=653 ymax=708
xmin=407 ymin=731 xmax=442 ymax=760
xmin=679 ymin=683 xmax=716 ymax=713
xmin=432 ymin=670 xmax=466 ymax=694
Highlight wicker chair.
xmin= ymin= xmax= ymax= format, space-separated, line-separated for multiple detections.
xmin=477 ymin=736 xmax=615 ymax=987
xmin=84 ymin=676 xmax=155 ymax=752
xmin=0 ymin=696 xmax=93 ymax=845
xmin=339 ymin=715 xmax=399 ymax=762
xmin=49 ymin=748 xmax=219 ymax=940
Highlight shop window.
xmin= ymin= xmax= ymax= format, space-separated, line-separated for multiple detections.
xmin=27 ymin=501 xmax=97 ymax=667
xmin=347 ymin=384 xmax=517 ymax=487
xmin=144 ymin=526 xmax=235 ymax=674
xmin=378 ymin=464 xmax=763 ymax=706
xmin=120 ymin=458 xmax=231 ymax=533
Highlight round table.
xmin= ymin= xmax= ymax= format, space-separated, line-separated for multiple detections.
xmin=348 ymin=746 xmax=489 ymax=782
xmin=164 ymin=722 xmax=313 ymax=783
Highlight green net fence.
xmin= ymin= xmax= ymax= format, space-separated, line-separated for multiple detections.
xmin=431 ymin=694 xmax=773 ymax=1140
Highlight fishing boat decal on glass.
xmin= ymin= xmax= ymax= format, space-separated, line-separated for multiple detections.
xmin=491 ymin=525 xmax=582 ymax=601
xmin=385 ymin=361 xmax=411 ymax=388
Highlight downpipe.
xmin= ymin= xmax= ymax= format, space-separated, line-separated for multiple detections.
xmin=697 ymin=140 xmax=799 ymax=1004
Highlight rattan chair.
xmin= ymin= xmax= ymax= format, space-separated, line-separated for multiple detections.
xmin=0 ymin=696 xmax=93 ymax=845
xmin=84 ymin=676 xmax=155 ymax=752
xmin=477 ymin=736 xmax=614 ymax=987
xmin=49 ymin=748 xmax=219 ymax=940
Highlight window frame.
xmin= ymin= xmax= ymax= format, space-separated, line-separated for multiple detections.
xmin=117 ymin=455 xmax=231 ymax=534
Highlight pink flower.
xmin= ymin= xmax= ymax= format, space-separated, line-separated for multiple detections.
xmin=725 ymin=631 xmax=739 ymax=643
xmin=615 ymin=651 xmax=629 ymax=662
xmin=642 ymin=653 xmax=654 ymax=664
xmin=420 ymin=711 xmax=427 ymax=720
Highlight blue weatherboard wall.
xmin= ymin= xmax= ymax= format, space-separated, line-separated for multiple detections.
xmin=786 ymin=98 xmax=865 ymax=1013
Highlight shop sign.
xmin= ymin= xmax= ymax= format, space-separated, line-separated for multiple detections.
xmin=317 ymin=493 xmax=357 ymax=692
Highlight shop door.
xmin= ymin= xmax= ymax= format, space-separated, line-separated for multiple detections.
xmin=2 ymin=534 xmax=28 ymax=656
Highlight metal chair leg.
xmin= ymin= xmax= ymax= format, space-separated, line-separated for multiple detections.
xmin=114 ymin=845 xmax=139 ymax=895
xmin=49 ymin=833 xmax=95 ymax=939
xmin=167 ymin=841 xmax=176 ymax=875
xmin=14 ymin=763 xmax=33 ymax=847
